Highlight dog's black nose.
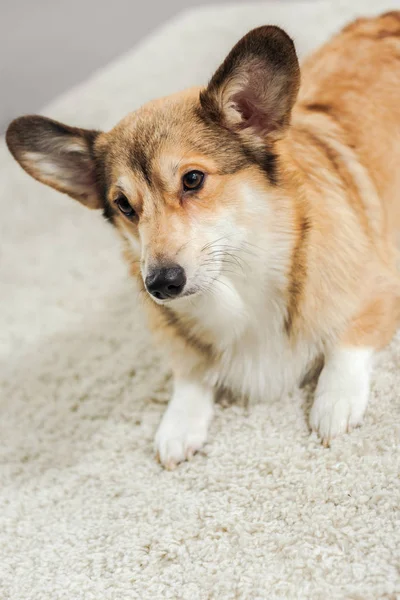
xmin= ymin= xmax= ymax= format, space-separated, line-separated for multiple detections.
xmin=145 ymin=265 xmax=186 ymax=300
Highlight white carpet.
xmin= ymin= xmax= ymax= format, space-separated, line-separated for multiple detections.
xmin=1 ymin=1 xmax=400 ymax=598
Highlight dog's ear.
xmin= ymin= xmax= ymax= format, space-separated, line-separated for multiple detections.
xmin=200 ymin=26 xmax=300 ymax=145
xmin=6 ymin=115 xmax=104 ymax=209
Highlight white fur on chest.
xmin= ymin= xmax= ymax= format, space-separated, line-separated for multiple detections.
xmin=213 ymin=334 xmax=302 ymax=402
xmin=181 ymin=276 xmax=317 ymax=402
xmin=209 ymin=318 xmax=314 ymax=403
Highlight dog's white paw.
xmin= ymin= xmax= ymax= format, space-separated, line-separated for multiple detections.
xmin=310 ymin=347 xmax=372 ymax=446
xmin=154 ymin=379 xmax=214 ymax=469
xmin=310 ymin=390 xmax=367 ymax=446
xmin=155 ymin=410 xmax=209 ymax=469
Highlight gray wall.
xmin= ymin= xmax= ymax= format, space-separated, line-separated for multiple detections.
xmin=0 ymin=0 xmax=246 ymax=133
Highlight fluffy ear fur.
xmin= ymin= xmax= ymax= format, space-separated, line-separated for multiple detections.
xmin=200 ymin=26 xmax=300 ymax=145
xmin=6 ymin=115 xmax=103 ymax=208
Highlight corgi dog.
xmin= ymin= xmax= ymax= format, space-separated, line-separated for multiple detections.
xmin=6 ymin=12 xmax=400 ymax=469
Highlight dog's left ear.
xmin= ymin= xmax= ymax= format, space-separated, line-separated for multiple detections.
xmin=200 ymin=26 xmax=300 ymax=145
xmin=6 ymin=115 xmax=104 ymax=209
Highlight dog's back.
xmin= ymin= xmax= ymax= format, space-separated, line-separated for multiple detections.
xmin=296 ymin=11 xmax=400 ymax=234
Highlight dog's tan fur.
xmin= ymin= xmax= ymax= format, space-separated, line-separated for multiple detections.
xmin=6 ymin=12 xmax=400 ymax=467
xmin=291 ymin=11 xmax=400 ymax=346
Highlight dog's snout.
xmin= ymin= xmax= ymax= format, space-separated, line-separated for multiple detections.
xmin=145 ymin=265 xmax=186 ymax=300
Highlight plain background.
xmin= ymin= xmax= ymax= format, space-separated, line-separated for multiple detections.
xmin=0 ymin=0 xmax=309 ymax=133
xmin=0 ymin=0 xmax=248 ymax=133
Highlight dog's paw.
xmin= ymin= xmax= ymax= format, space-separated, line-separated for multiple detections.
xmin=154 ymin=410 xmax=209 ymax=470
xmin=310 ymin=391 xmax=367 ymax=446
xmin=310 ymin=347 xmax=372 ymax=446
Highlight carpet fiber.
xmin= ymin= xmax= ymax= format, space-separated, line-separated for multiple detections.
xmin=1 ymin=1 xmax=399 ymax=598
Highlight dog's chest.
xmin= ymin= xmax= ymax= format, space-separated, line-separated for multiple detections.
xmin=191 ymin=285 xmax=316 ymax=401
xmin=208 ymin=323 xmax=313 ymax=402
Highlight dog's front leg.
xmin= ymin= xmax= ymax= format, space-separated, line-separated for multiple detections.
xmin=155 ymin=377 xmax=214 ymax=469
xmin=310 ymin=346 xmax=373 ymax=445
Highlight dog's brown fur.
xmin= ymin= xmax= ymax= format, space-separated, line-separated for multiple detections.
xmin=290 ymin=10 xmax=400 ymax=346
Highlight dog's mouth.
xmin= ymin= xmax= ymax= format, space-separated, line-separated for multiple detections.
xmin=145 ymin=286 xmax=199 ymax=305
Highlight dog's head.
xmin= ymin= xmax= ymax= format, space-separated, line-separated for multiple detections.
xmin=7 ymin=26 xmax=299 ymax=304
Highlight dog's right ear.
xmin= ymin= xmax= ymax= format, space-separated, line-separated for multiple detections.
xmin=6 ymin=115 xmax=104 ymax=209
xmin=200 ymin=26 xmax=300 ymax=146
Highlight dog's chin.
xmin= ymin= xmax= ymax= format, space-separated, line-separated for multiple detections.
xmin=145 ymin=286 xmax=201 ymax=306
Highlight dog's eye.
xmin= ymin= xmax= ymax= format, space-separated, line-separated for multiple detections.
xmin=182 ymin=170 xmax=205 ymax=192
xmin=115 ymin=194 xmax=136 ymax=218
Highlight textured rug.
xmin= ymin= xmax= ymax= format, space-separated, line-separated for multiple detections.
xmin=1 ymin=1 xmax=400 ymax=598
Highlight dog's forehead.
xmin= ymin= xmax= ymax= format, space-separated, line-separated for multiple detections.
xmin=112 ymin=89 xmax=202 ymax=149
xmin=105 ymin=93 xmax=203 ymax=180
xmin=102 ymin=86 xmax=249 ymax=184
